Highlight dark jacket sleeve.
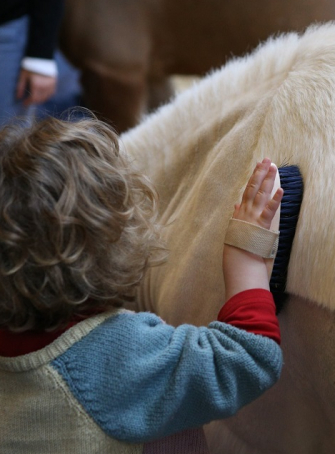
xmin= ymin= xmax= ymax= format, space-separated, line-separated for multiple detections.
xmin=26 ymin=0 xmax=64 ymax=59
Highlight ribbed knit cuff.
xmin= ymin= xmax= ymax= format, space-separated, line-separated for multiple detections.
xmin=218 ymin=289 xmax=281 ymax=344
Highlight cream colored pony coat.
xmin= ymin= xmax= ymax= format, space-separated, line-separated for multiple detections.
xmin=121 ymin=24 xmax=335 ymax=454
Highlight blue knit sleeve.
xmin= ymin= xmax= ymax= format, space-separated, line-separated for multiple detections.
xmin=52 ymin=311 xmax=282 ymax=443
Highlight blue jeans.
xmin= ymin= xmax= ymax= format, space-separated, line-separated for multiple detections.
xmin=0 ymin=16 xmax=35 ymax=126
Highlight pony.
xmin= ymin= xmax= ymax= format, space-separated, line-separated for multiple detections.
xmin=120 ymin=23 xmax=335 ymax=453
xmin=61 ymin=0 xmax=335 ymax=132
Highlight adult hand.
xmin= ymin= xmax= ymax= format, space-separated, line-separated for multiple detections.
xmin=16 ymin=69 xmax=57 ymax=106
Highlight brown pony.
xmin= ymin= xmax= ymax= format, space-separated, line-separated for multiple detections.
xmin=61 ymin=0 xmax=335 ymax=132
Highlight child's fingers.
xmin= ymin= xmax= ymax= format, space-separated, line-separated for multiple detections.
xmin=232 ymin=203 xmax=241 ymax=218
xmin=259 ymin=188 xmax=284 ymax=225
xmin=253 ymin=164 xmax=277 ymax=209
xmin=242 ymin=158 xmax=272 ymax=205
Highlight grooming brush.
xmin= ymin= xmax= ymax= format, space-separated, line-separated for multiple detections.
xmin=270 ymin=165 xmax=303 ymax=313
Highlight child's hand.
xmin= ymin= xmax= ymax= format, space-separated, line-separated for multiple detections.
xmin=233 ymin=158 xmax=283 ymax=230
xmin=222 ymin=158 xmax=283 ymax=301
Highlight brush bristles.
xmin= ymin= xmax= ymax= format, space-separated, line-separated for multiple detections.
xmin=270 ymin=165 xmax=303 ymax=313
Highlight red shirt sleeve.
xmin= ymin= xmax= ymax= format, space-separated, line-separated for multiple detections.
xmin=218 ymin=289 xmax=281 ymax=345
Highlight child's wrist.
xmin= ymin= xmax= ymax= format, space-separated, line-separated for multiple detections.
xmin=223 ymin=245 xmax=270 ymax=302
xmin=223 ymin=244 xmax=266 ymax=269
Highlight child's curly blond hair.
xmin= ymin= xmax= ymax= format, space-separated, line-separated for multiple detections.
xmin=0 ymin=115 xmax=166 ymax=331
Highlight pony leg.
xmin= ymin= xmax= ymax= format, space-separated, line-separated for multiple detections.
xmin=147 ymin=77 xmax=175 ymax=113
xmin=80 ymin=64 xmax=147 ymax=133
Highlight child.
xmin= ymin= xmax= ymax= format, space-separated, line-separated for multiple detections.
xmin=0 ymin=116 xmax=283 ymax=453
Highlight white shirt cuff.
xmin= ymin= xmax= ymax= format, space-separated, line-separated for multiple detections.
xmin=21 ymin=57 xmax=58 ymax=77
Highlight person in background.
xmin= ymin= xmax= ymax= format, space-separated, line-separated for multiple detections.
xmin=0 ymin=0 xmax=65 ymax=126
